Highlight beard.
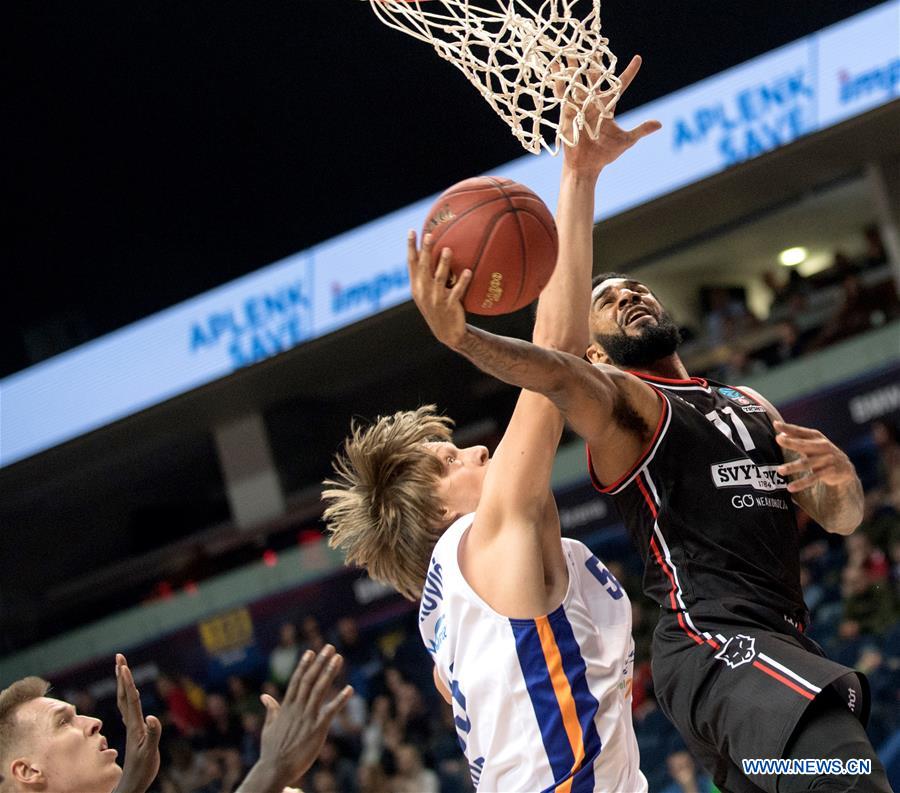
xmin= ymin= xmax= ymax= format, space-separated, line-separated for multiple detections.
xmin=595 ymin=311 xmax=682 ymax=368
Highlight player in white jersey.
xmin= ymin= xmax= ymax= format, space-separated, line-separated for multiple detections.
xmin=323 ymin=58 xmax=658 ymax=792
xmin=420 ymin=511 xmax=641 ymax=792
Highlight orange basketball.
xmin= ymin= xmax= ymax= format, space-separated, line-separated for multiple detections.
xmin=421 ymin=176 xmax=558 ymax=316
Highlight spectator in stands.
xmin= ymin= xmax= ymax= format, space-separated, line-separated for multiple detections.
xmin=839 ymin=564 xmax=896 ymax=639
xmin=393 ymin=681 xmax=431 ymax=749
xmin=890 ymin=531 xmax=900 ymax=602
xmin=357 ymin=761 xmax=392 ymax=793
xmin=359 ymin=694 xmax=393 ymax=768
xmin=309 ymin=768 xmax=340 ymax=793
xmin=764 ymin=267 xmax=812 ymax=317
xmin=156 ymin=674 xmax=206 ymax=738
xmin=160 ymin=739 xmax=216 ymax=793
xmin=200 ymin=693 xmax=243 ymax=793
xmin=660 ymin=750 xmax=715 ymax=793
xmin=845 ymin=531 xmax=890 ymax=581
xmin=269 ymin=622 xmax=301 ymax=689
xmin=812 ymin=271 xmax=900 ymax=350
xmin=768 ymin=320 xmax=808 ymax=365
xmin=306 ymin=738 xmax=357 ymax=793
xmin=238 ymin=710 xmax=262 ymax=772
xmin=226 ymin=675 xmax=264 ymax=721
xmin=630 ymin=600 xmax=654 ymax=665
xmin=325 ymin=675 xmax=366 ymax=754
xmin=800 ymin=565 xmax=827 ymax=617
xmin=811 ymin=249 xmax=859 ymax=289
xmin=703 ymin=286 xmax=757 ymax=345
xmin=862 ymin=224 xmax=888 ymax=270
xmin=391 ymin=743 xmax=439 ymax=793
xmin=301 ymin=615 xmax=326 ymax=654
xmin=333 ymin=616 xmax=382 ymax=699
xmin=872 ymin=419 xmax=900 ymax=513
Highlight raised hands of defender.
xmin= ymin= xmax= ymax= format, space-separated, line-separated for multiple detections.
xmin=112 ymin=654 xmax=162 ymax=793
xmin=557 ymin=54 xmax=661 ymax=177
xmin=774 ymin=420 xmax=858 ymax=493
xmin=407 ymin=230 xmax=471 ymax=350
xmin=247 ymin=645 xmax=353 ymax=792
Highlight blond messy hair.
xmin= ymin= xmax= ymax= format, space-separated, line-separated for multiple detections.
xmin=323 ymin=405 xmax=453 ymax=601
xmin=0 ymin=677 xmax=50 ymax=790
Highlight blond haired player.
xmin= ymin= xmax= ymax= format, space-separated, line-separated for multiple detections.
xmin=324 ymin=58 xmax=660 ymax=792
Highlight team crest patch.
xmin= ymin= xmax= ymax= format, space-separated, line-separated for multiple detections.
xmin=718 ymin=386 xmax=752 ymax=407
xmin=715 ymin=634 xmax=756 ymax=669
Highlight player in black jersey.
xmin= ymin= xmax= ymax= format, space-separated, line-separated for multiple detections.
xmin=414 ymin=269 xmax=891 ymax=792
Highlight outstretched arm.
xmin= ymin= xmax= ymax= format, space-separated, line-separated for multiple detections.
xmin=534 ymin=54 xmax=660 ymax=354
xmin=409 ymin=239 xmax=659 ymax=486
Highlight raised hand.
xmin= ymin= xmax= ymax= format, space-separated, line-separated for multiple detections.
xmin=558 ymin=55 xmax=661 ymax=177
xmin=407 ymin=230 xmax=471 ymax=349
xmin=774 ymin=420 xmax=858 ymax=493
xmin=112 ymin=654 xmax=162 ymax=793
xmin=243 ymin=645 xmax=353 ymax=792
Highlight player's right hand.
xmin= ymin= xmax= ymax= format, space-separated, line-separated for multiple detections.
xmin=256 ymin=645 xmax=353 ymax=789
xmin=560 ymin=55 xmax=661 ymax=177
xmin=407 ymin=230 xmax=472 ymax=350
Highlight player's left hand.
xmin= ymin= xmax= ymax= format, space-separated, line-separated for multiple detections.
xmin=407 ymin=230 xmax=472 ymax=349
xmin=558 ymin=55 xmax=661 ymax=177
xmin=112 ymin=654 xmax=162 ymax=793
xmin=774 ymin=420 xmax=857 ymax=494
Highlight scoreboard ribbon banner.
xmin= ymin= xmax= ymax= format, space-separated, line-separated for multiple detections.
xmin=1 ymin=1 xmax=898 ymax=467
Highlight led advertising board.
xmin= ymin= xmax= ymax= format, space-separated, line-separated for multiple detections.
xmin=2 ymin=1 xmax=897 ymax=467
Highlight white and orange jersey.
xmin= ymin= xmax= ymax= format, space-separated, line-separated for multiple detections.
xmin=419 ymin=513 xmax=646 ymax=793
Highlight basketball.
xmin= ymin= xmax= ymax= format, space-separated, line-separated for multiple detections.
xmin=421 ymin=176 xmax=558 ymax=316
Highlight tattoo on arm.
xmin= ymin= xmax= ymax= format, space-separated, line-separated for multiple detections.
xmin=456 ymin=325 xmax=573 ymax=401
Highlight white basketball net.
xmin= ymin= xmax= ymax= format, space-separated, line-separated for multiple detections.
xmin=367 ymin=0 xmax=620 ymax=155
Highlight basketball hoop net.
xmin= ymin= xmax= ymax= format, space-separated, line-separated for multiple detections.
xmin=367 ymin=0 xmax=620 ymax=155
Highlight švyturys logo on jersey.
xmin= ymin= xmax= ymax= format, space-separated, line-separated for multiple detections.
xmin=711 ymin=458 xmax=787 ymax=492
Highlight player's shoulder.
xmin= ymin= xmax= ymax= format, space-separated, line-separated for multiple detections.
xmin=734 ymin=384 xmax=782 ymax=421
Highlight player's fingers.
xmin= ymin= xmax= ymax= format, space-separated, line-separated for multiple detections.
xmin=260 ymin=694 xmax=280 ymax=728
xmin=417 ymin=233 xmax=436 ymax=277
xmin=628 ymin=119 xmax=662 ymax=141
xmin=319 ymin=685 xmax=354 ymax=726
xmin=777 ymin=454 xmax=833 ymax=477
xmin=775 ymin=434 xmax=831 ymax=454
xmin=449 ymin=268 xmax=472 ymax=304
xmin=618 ymin=54 xmax=642 ymax=93
xmin=295 ymin=645 xmax=335 ymax=707
xmin=284 ymin=649 xmax=315 ymax=706
xmin=308 ymin=654 xmax=343 ymax=715
xmin=117 ymin=664 xmax=140 ymax=719
xmin=407 ymin=230 xmax=419 ymax=269
xmin=433 ymin=247 xmax=452 ymax=288
xmin=145 ymin=715 xmax=162 ymax=747
xmin=772 ymin=420 xmax=821 ymax=439
xmin=549 ymin=59 xmax=565 ymax=99
xmin=115 ymin=658 xmax=127 ymax=711
xmin=786 ymin=470 xmax=826 ymax=493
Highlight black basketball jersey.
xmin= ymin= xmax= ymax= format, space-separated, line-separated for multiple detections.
xmin=589 ymin=372 xmax=808 ymax=635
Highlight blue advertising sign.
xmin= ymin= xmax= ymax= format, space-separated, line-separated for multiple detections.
xmin=2 ymin=1 xmax=897 ymax=467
